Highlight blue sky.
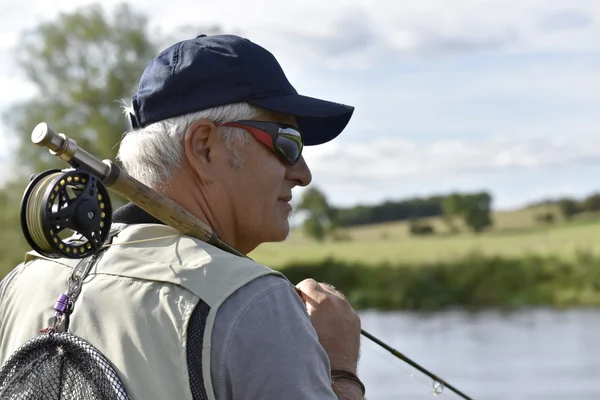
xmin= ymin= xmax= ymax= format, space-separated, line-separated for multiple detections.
xmin=0 ymin=0 xmax=598 ymax=210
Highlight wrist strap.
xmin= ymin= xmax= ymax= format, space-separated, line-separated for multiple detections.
xmin=331 ymin=370 xmax=366 ymax=396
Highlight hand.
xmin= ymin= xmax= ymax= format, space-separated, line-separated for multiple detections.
xmin=295 ymin=279 xmax=361 ymax=373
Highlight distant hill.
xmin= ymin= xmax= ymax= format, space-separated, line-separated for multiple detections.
xmin=251 ymin=205 xmax=600 ymax=268
xmin=323 ymin=190 xmax=600 ymax=229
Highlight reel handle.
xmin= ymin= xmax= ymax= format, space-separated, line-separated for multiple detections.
xmin=31 ymin=122 xmax=242 ymax=257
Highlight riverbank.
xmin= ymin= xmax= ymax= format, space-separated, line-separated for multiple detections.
xmin=2 ymin=217 xmax=599 ymax=312
xmin=275 ymin=251 xmax=600 ymax=311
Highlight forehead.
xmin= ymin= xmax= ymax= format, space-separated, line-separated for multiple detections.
xmin=260 ymin=110 xmax=297 ymax=127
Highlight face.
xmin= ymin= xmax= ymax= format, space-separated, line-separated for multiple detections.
xmin=219 ymin=112 xmax=312 ymax=251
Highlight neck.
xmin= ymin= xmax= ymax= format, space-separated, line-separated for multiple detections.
xmin=166 ymin=168 xmax=252 ymax=254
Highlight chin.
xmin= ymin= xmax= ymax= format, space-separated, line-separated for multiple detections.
xmin=264 ymin=221 xmax=291 ymax=243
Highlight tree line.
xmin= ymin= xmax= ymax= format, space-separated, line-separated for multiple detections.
xmin=298 ymin=185 xmax=600 ymax=242
xmin=333 ymin=196 xmax=446 ymax=227
xmin=529 ymin=194 xmax=600 ymax=220
xmin=297 ymin=187 xmax=494 ymax=241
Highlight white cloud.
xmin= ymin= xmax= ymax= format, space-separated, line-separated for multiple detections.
xmin=0 ymin=0 xmax=599 ymax=209
xmin=5 ymin=0 xmax=597 ymax=70
xmin=294 ymin=133 xmax=600 ymax=210
xmin=232 ymin=0 xmax=600 ymax=70
xmin=303 ymin=130 xmax=600 ymax=185
xmin=2 ymin=1 xmax=598 ymax=97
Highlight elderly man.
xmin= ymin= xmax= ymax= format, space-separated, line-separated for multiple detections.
xmin=0 ymin=34 xmax=363 ymax=399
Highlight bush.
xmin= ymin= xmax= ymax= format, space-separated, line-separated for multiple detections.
xmin=331 ymin=230 xmax=352 ymax=242
xmin=535 ymin=212 xmax=555 ymax=224
xmin=276 ymin=252 xmax=600 ymax=311
xmin=408 ymin=219 xmax=435 ymax=236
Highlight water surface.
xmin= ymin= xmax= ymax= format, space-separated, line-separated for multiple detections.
xmin=357 ymin=308 xmax=600 ymax=399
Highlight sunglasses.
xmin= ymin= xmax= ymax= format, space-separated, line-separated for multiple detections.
xmin=220 ymin=120 xmax=303 ymax=165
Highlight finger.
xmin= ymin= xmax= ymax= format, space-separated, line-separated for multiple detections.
xmin=296 ymin=278 xmax=330 ymax=301
xmin=320 ymin=283 xmax=347 ymax=299
xmin=295 ymin=279 xmax=323 ymax=309
xmin=295 ymin=278 xmax=319 ymax=293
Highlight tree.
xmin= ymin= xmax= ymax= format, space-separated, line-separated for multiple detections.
xmin=0 ymin=4 xmax=221 ymax=277
xmin=297 ymin=186 xmax=338 ymax=242
xmin=442 ymin=192 xmax=493 ymax=233
xmin=463 ymin=192 xmax=493 ymax=232
xmin=557 ymin=198 xmax=579 ymax=220
xmin=303 ymin=216 xmax=327 ymax=242
xmin=581 ymin=193 xmax=600 ymax=213
xmin=0 ymin=3 xmax=160 ymax=276
xmin=0 ymin=181 xmax=34 ymax=276
xmin=4 ymin=3 xmax=159 ymax=178
xmin=442 ymin=194 xmax=463 ymax=220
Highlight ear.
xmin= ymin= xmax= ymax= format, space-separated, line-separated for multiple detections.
xmin=183 ymin=119 xmax=220 ymax=182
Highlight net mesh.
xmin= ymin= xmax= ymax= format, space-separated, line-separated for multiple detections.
xmin=0 ymin=331 xmax=129 ymax=400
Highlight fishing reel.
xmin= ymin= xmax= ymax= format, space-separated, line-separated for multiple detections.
xmin=20 ymin=168 xmax=112 ymax=259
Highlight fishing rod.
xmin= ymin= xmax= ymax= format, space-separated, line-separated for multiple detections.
xmin=23 ymin=122 xmax=473 ymax=400
xmin=360 ymin=330 xmax=472 ymax=399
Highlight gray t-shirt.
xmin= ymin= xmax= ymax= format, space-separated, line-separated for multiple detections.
xmin=210 ymin=274 xmax=338 ymax=399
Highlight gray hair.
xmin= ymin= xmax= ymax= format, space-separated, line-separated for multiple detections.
xmin=117 ymin=102 xmax=263 ymax=191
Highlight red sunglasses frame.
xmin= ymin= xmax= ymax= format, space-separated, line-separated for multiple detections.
xmin=220 ymin=120 xmax=303 ymax=165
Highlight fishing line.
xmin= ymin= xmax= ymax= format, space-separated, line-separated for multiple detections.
xmin=362 ymin=334 xmax=439 ymax=392
xmin=361 ymin=329 xmax=472 ymax=399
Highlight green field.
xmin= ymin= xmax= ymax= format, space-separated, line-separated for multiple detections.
xmin=250 ymin=207 xmax=600 ymax=268
xmin=2 ymin=205 xmax=599 ymax=310
xmin=247 ymin=207 xmax=600 ymax=310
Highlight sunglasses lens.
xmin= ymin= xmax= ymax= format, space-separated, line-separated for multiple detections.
xmin=276 ymin=127 xmax=303 ymax=163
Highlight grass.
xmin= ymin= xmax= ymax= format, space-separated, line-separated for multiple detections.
xmin=250 ymin=207 xmax=600 ymax=268
xmin=340 ymin=203 xmax=564 ymax=239
xmin=249 ymin=206 xmax=600 ymax=311
xmin=277 ymin=251 xmax=600 ymax=310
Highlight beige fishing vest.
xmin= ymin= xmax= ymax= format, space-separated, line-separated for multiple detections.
xmin=0 ymin=223 xmax=286 ymax=400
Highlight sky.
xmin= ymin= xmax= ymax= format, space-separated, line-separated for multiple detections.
xmin=0 ymin=0 xmax=599 ymax=210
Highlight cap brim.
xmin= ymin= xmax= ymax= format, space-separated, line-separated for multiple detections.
xmin=248 ymin=94 xmax=354 ymax=146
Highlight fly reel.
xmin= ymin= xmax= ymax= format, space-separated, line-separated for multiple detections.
xmin=20 ymin=169 xmax=112 ymax=259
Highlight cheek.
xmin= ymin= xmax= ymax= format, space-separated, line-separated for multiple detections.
xmin=258 ymin=168 xmax=286 ymax=211
xmin=239 ymin=152 xmax=287 ymax=218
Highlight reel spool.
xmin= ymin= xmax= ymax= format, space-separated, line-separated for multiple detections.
xmin=20 ymin=169 xmax=112 ymax=259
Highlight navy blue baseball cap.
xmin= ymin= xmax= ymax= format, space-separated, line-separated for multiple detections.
xmin=128 ymin=34 xmax=354 ymax=146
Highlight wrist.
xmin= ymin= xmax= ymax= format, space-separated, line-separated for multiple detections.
xmin=330 ymin=364 xmax=357 ymax=375
xmin=331 ymin=370 xmax=366 ymax=398
xmin=327 ymin=354 xmax=358 ymax=374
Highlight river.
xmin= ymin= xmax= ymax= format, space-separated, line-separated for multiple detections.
xmin=357 ymin=308 xmax=600 ymax=400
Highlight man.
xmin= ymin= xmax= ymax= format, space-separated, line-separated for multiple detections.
xmin=0 ymin=34 xmax=363 ymax=399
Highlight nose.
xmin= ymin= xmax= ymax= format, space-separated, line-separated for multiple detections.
xmin=286 ymin=156 xmax=312 ymax=187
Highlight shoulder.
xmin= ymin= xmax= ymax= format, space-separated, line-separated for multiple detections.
xmin=214 ymin=273 xmax=305 ymax=332
xmin=205 ymin=274 xmax=336 ymax=400
xmin=0 ymin=263 xmax=26 ymax=303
